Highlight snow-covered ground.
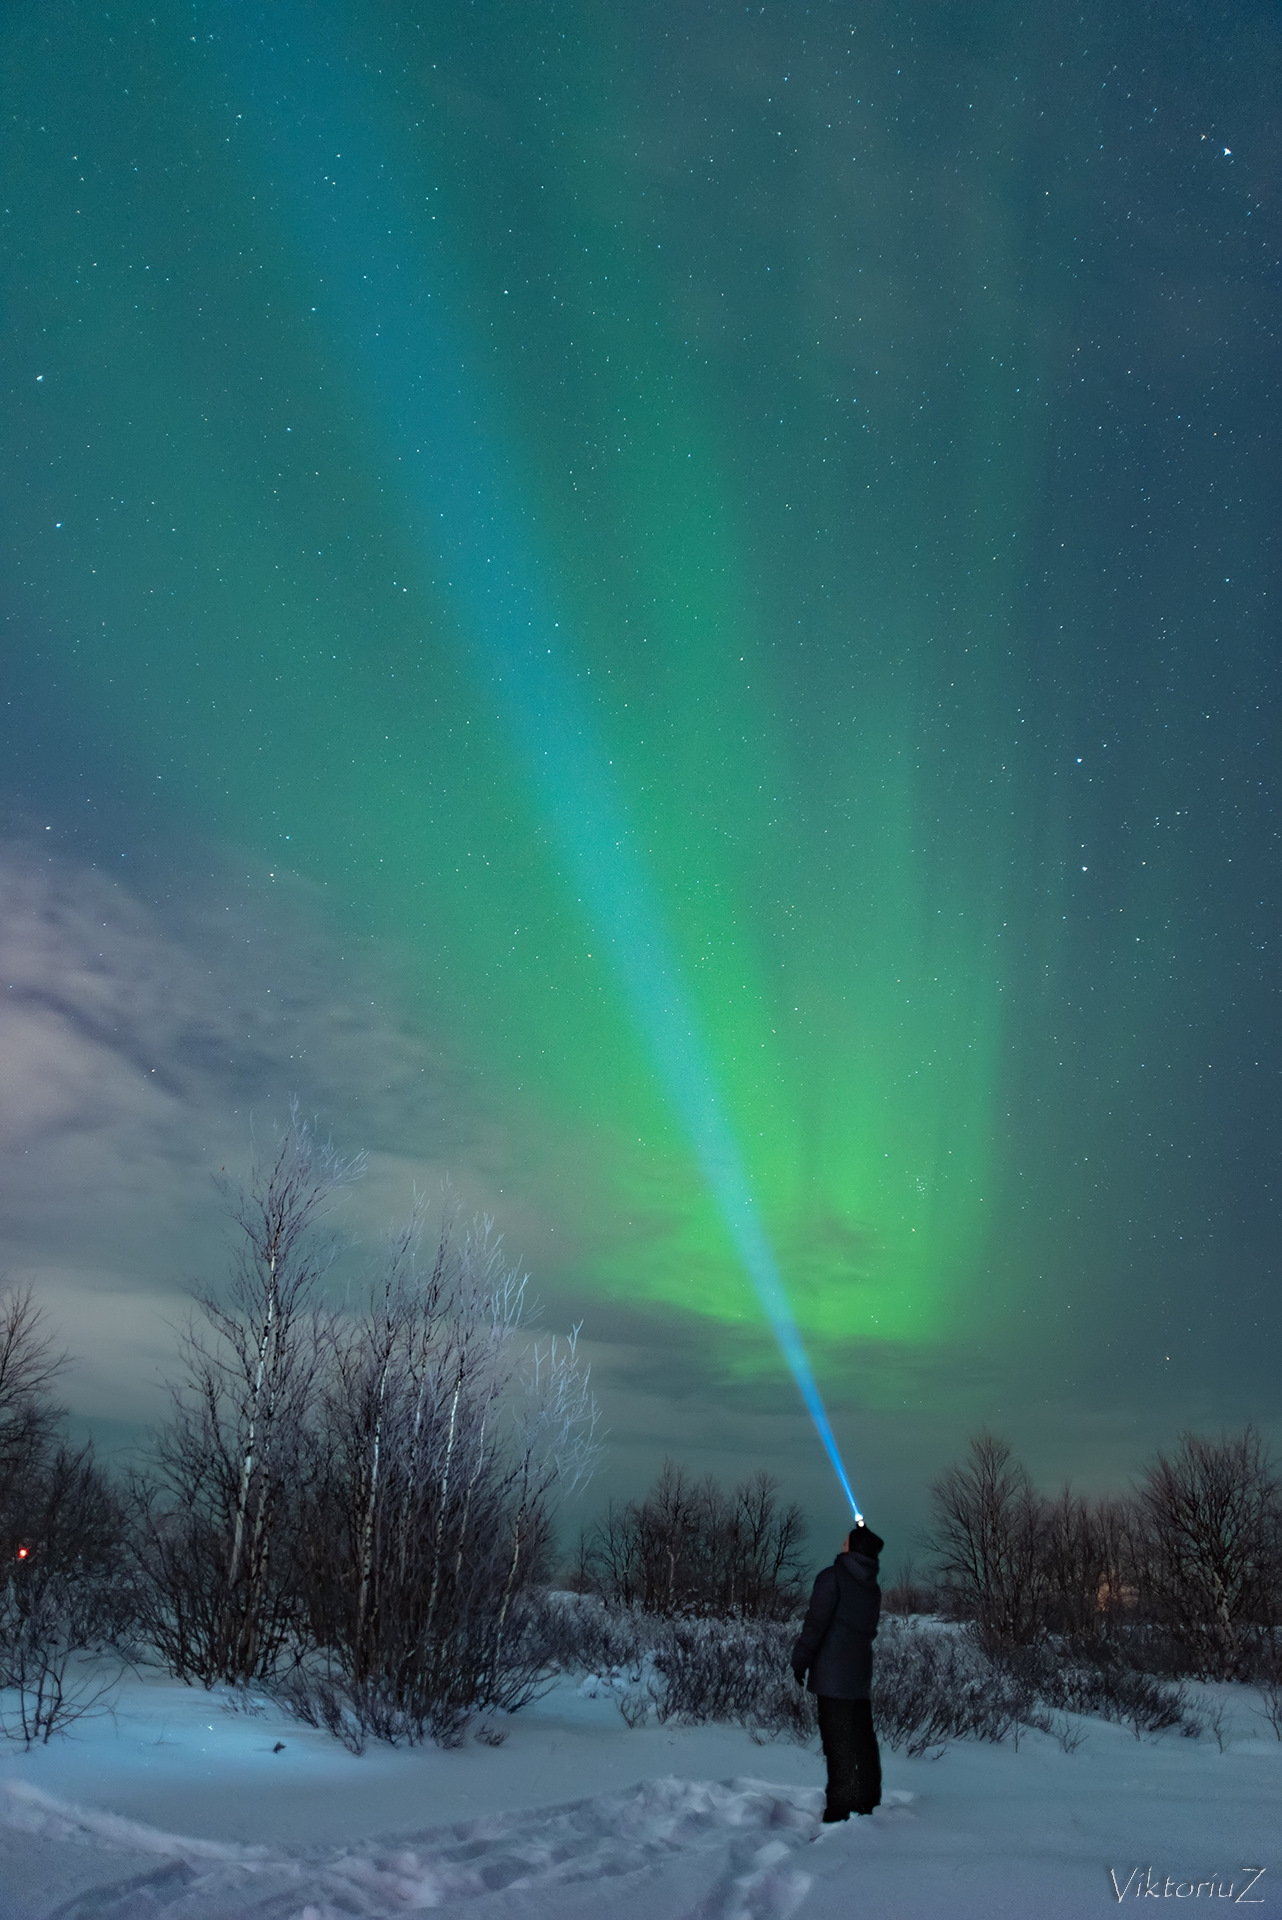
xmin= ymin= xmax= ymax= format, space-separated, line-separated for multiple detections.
xmin=0 ymin=1665 xmax=1277 ymax=1919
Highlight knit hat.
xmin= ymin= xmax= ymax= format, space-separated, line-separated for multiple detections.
xmin=846 ymin=1521 xmax=884 ymax=1560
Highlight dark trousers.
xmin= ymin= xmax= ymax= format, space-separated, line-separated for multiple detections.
xmin=816 ymin=1696 xmax=881 ymax=1815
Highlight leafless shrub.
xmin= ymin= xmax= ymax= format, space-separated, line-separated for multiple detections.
xmin=1124 ymin=1680 xmax=1189 ymax=1740
xmin=1191 ymin=1696 xmax=1231 ymax=1751
xmin=649 ymin=1616 xmax=797 ymax=1725
xmin=1052 ymin=1713 xmax=1088 ymax=1754
xmin=561 ymin=1611 xmax=1043 ymax=1756
xmin=524 ymin=1590 xmax=650 ymax=1675
xmin=577 ymin=1461 xmax=807 ymax=1619
xmin=617 ymin=1686 xmax=654 ymax=1729
xmin=218 ymin=1684 xmax=268 ymax=1716
xmin=271 ymin=1661 xmax=480 ymax=1751
xmin=575 ymin=1605 xmax=1194 ymax=1756
xmin=992 ymin=1636 xmax=1190 ymax=1739
xmin=272 ymin=1666 xmax=367 ymax=1753
xmin=871 ymin=1621 xmax=1039 ymax=1754
xmin=0 ymin=1601 xmax=123 ymax=1747
xmin=546 ymin=1548 xmax=1076 ymax=1756
xmin=1254 ymin=1672 xmax=1282 ymax=1740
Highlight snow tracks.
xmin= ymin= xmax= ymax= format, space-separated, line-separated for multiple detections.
xmin=0 ymin=1775 xmax=857 ymax=1920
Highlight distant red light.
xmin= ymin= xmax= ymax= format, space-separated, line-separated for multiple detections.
xmin=16 ymin=1547 xmax=29 ymax=1560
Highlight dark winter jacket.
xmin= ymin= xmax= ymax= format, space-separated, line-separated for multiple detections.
xmin=790 ymin=1549 xmax=881 ymax=1700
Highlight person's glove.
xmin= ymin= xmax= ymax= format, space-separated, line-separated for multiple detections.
xmin=792 ymin=1665 xmax=806 ymax=1688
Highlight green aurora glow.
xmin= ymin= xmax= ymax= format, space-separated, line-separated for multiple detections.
xmin=4 ymin=0 xmax=1279 ymax=1426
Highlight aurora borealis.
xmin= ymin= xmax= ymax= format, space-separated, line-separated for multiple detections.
xmin=3 ymin=0 xmax=1279 ymax=1533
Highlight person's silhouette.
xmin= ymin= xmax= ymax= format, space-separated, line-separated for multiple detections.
xmin=791 ymin=1521 xmax=884 ymax=1820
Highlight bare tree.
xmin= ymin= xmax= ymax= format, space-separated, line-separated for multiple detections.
xmin=725 ymin=1472 xmax=809 ymax=1619
xmin=0 ymin=1284 xmax=127 ymax=1744
xmin=578 ymin=1462 xmax=706 ymax=1615
xmin=1133 ymin=1424 xmax=1281 ymax=1679
xmin=479 ymin=1323 xmax=599 ymax=1698
xmin=0 ymin=1440 xmax=127 ymax=1745
xmin=133 ymin=1106 xmax=364 ymax=1684
xmin=577 ymin=1461 xmax=807 ymax=1619
xmin=292 ymin=1207 xmax=599 ymax=1740
xmin=1038 ymin=1488 xmax=1134 ymax=1642
xmin=925 ymin=1433 xmax=1047 ymax=1646
xmin=0 ymin=1284 xmax=67 ymax=1514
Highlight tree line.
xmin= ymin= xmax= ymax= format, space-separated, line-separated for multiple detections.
xmin=1 ymin=1109 xmax=1279 ymax=1750
xmin=572 ymin=1458 xmax=809 ymax=1620
xmin=921 ymin=1428 xmax=1281 ymax=1681
xmin=567 ymin=1426 xmax=1282 ymax=1688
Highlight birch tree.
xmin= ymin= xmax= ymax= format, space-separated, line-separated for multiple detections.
xmin=926 ymin=1433 xmax=1048 ymax=1646
xmin=134 ymin=1107 xmax=363 ymax=1683
xmin=576 ymin=1463 xmax=807 ymax=1618
xmin=1134 ymin=1425 xmax=1281 ymax=1678
xmin=295 ymin=1210 xmax=599 ymax=1738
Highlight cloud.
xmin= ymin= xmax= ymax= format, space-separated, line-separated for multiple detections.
xmin=0 ymin=839 xmax=495 ymax=1436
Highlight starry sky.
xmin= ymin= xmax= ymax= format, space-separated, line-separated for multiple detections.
xmin=2 ymin=0 xmax=1279 ymax=1556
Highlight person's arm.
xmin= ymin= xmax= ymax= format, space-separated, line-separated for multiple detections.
xmin=790 ymin=1568 xmax=837 ymax=1681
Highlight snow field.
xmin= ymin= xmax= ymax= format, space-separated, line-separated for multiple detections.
xmin=0 ymin=1666 xmax=1276 ymax=1919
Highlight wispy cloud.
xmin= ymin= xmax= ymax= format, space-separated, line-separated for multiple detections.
xmin=0 ymin=840 xmax=486 ymax=1432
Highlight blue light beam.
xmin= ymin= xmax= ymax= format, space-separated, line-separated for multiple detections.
xmin=209 ymin=2 xmax=863 ymax=1521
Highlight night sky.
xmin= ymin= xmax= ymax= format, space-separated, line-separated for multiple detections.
xmin=3 ymin=0 xmax=1279 ymax=1556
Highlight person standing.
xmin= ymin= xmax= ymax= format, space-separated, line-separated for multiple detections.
xmin=791 ymin=1520 xmax=884 ymax=1822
